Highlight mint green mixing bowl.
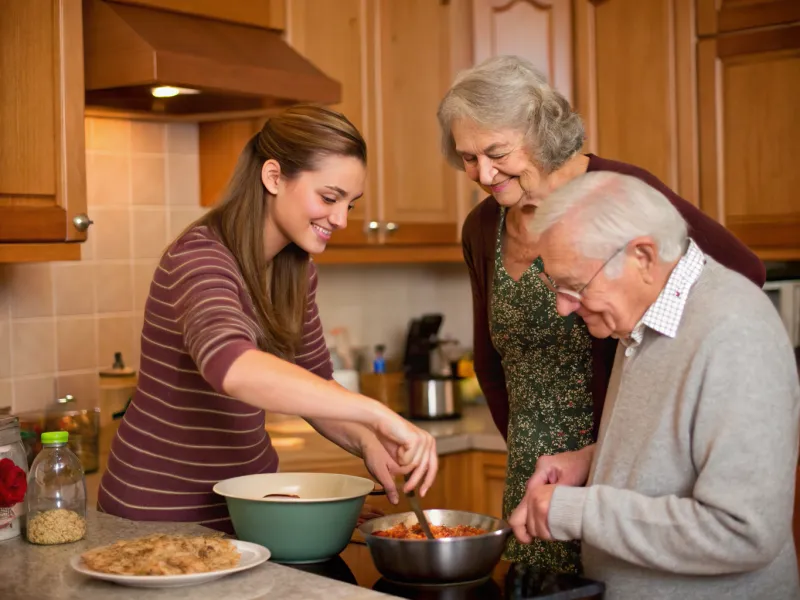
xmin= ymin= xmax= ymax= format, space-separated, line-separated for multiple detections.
xmin=213 ymin=472 xmax=375 ymax=564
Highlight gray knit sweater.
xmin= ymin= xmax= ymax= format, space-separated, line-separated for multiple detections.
xmin=549 ymin=258 xmax=800 ymax=600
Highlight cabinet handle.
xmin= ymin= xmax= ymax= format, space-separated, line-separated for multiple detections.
xmin=72 ymin=214 xmax=94 ymax=232
xmin=384 ymin=222 xmax=399 ymax=233
xmin=367 ymin=221 xmax=380 ymax=232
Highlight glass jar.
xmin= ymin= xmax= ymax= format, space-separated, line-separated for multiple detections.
xmin=25 ymin=431 xmax=87 ymax=545
xmin=0 ymin=416 xmax=29 ymax=541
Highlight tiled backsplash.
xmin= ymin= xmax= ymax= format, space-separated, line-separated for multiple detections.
xmin=0 ymin=118 xmax=472 ymax=415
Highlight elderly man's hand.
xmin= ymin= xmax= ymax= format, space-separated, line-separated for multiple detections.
xmin=508 ymin=484 xmax=557 ymax=543
xmin=529 ymin=446 xmax=594 ymax=489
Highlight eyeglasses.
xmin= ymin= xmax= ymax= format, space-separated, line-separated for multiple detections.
xmin=543 ymin=245 xmax=627 ymax=302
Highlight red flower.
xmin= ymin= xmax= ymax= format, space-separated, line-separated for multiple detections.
xmin=0 ymin=458 xmax=27 ymax=508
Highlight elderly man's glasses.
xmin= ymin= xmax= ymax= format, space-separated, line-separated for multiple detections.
xmin=542 ymin=245 xmax=627 ymax=301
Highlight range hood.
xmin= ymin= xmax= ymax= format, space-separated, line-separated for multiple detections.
xmin=83 ymin=0 xmax=341 ymax=120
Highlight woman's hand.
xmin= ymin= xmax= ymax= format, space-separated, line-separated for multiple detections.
xmin=360 ymin=435 xmax=402 ymax=504
xmin=370 ymin=408 xmax=438 ymax=497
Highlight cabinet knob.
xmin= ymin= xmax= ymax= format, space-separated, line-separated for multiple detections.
xmin=72 ymin=214 xmax=94 ymax=232
xmin=367 ymin=221 xmax=380 ymax=232
xmin=384 ymin=222 xmax=399 ymax=233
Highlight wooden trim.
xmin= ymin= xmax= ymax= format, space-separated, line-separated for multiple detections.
xmin=696 ymin=0 xmax=717 ymax=36
xmin=718 ymin=22 xmax=800 ymax=57
xmin=674 ymin=0 xmax=700 ymax=205
xmin=718 ymin=1 xmax=800 ymax=35
xmin=380 ymin=222 xmax=460 ymax=246
xmin=373 ymin=0 xmax=387 ymax=226
xmin=312 ymin=244 xmax=465 ymax=265
xmin=0 ymin=243 xmax=81 ymax=263
xmin=84 ymin=105 xmax=287 ymax=123
xmin=697 ymin=38 xmax=723 ymax=223
xmin=727 ymin=217 xmax=800 ymax=249
xmin=572 ymin=0 xmax=598 ymax=154
xmin=59 ymin=0 xmax=88 ymax=242
xmin=755 ymin=248 xmax=800 ymax=261
xmin=105 ymin=0 xmax=287 ymax=30
xmin=0 ymin=206 xmax=72 ymax=242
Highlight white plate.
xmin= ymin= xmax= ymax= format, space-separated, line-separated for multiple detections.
xmin=70 ymin=539 xmax=271 ymax=588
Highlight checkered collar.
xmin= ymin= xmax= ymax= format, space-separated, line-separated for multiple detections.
xmin=627 ymin=239 xmax=705 ymax=346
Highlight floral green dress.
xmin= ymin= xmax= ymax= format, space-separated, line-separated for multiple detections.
xmin=490 ymin=208 xmax=594 ymax=573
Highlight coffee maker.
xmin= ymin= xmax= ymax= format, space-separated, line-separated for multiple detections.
xmin=401 ymin=314 xmax=463 ymax=420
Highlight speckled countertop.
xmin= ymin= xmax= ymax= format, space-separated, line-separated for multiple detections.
xmin=0 ymin=510 xmax=390 ymax=600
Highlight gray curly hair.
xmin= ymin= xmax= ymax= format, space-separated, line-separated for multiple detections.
xmin=437 ymin=55 xmax=585 ymax=174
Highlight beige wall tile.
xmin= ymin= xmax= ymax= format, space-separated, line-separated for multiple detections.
xmin=133 ymin=260 xmax=158 ymax=311
xmin=167 ymin=154 xmax=200 ymax=205
xmin=57 ymin=317 xmax=98 ymax=371
xmin=88 ymin=118 xmax=130 ymax=153
xmin=0 ymin=379 xmax=12 ymax=411
xmin=167 ymin=123 xmax=198 ymax=154
xmin=57 ymin=372 xmax=100 ymax=409
xmin=9 ymin=264 xmax=54 ymax=319
xmin=0 ymin=321 xmax=10 ymax=379
xmin=13 ymin=376 xmax=56 ymax=414
xmin=81 ymin=229 xmax=96 ymax=261
xmin=131 ymin=121 xmax=165 ymax=154
xmin=92 ymin=208 xmax=131 ymax=260
xmin=132 ymin=155 xmax=166 ymax=206
xmin=96 ymin=263 xmax=133 ymax=313
xmin=131 ymin=314 xmax=144 ymax=370
xmin=0 ymin=266 xmax=11 ymax=319
xmin=87 ymin=153 xmax=131 ymax=207
xmin=132 ymin=208 xmax=168 ymax=259
xmin=11 ymin=320 xmax=56 ymax=377
xmin=53 ymin=263 xmax=96 ymax=316
xmin=168 ymin=207 xmax=206 ymax=240
xmin=97 ymin=316 xmax=135 ymax=372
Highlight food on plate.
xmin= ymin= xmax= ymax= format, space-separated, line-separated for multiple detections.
xmin=373 ymin=523 xmax=488 ymax=539
xmin=80 ymin=533 xmax=240 ymax=576
xmin=27 ymin=509 xmax=86 ymax=545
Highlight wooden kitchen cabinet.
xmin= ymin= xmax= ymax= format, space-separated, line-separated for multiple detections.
xmin=0 ymin=0 xmax=87 ymax=262
xmin=199 ymin=0 xmax=474 ymax=263
xmin=697 ymin=23 xmax=800 ymax=259
xmin=573 ymin=0 xmax=699 ymax=205
xmin=105 ymin=0 xmax=286 ymax=30
xmin=697 ymin=0 xmax=800 ymax=36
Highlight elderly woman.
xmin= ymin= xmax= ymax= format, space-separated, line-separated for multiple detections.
xmin=436 ymin=55 xmax=765 ymax=572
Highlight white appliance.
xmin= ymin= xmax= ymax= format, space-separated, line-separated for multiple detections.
xmin=763 ymin=280 xmax=800 ymax=348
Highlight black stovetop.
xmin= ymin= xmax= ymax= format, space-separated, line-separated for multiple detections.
xmin=286 ymin=545 xmax=605 ymax=600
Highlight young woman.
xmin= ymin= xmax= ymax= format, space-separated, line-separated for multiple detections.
xmin=98 ymin=106 xmax=437 ymax=533
xmin=437 ymin=55 xmax=764 ymax=572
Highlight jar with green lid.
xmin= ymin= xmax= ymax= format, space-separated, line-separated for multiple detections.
xmin=25 ymin=431 xmax=86 ymax=545
xmin=0 ymin=416 xmax=29 ymax=541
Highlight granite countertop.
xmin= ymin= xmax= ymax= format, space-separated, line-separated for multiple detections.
xmin=268 ymin=404 xmax=506 ymax=471
xmin=0 ymin=510 xmax=390 ymax=600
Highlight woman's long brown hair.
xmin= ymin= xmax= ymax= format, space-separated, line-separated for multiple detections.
xmin=195 ymin=105 xmax=366 ymax=360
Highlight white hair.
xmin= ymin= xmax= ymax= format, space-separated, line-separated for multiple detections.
xmin=529 ymin=172 xmax=688 ymax=277
xmin=437 ymin=55 xmax=585 ymax=174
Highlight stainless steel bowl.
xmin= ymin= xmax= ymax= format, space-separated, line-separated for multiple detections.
xmin=357 ymin=509 xmax=511 ymax=585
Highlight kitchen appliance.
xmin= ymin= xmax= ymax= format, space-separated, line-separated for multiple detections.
xmin=82 ymin=0 xmax=340 ymax=119
xmin=762 ymin=277 xmax=800 ymax=348
xmin=402 ymin=314 xmax=464 ymax=420
xmin=287 ymin=544 xmax=606 ymax=599
xmin=358 ymin=509 xmax=511 ymax=585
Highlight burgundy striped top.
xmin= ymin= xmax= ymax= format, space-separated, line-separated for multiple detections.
xmin=98 ymin=226 xmax=333 ymax=533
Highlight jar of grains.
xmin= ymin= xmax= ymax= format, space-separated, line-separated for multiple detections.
xmin=0 ymin=416 xmax=29 ymax=541
xmin=26 ymin=431 xmax=87 ymax=545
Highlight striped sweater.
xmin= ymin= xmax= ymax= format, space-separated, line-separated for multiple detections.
xmin=98 ymin=226 xmax=333 ymax=533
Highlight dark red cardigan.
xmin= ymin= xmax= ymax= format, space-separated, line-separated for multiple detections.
xmin=461 ymin=154 xmax=767 ymax=441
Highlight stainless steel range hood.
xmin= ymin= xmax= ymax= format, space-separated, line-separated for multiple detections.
xmin=82 ymin=0 xmax=341 ymax=120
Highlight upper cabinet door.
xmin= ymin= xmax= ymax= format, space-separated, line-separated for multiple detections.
xmin=374 ymin=0 xmax=463 ymax=245
xmin=285 ymin=0 xmax=378 ymax=246
xmin=0 ymin=0 xmax=88 ymax=243
xmin=697 ymin=24 xmax=800 ymax=258
xmin=472 ymin=0 xmax=573 ymax=103
xmin=574 ymin=0 xmax=699 ymax=204
xmin=697 ymin=0 xmax=800 ymax=36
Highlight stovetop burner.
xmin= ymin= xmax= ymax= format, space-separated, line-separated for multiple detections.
xmin=285 ymin=549 xmax=605 ymax=599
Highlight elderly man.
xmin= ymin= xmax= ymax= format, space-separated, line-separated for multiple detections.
xmin=508 ymin=171 xmax=800 ymax=599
